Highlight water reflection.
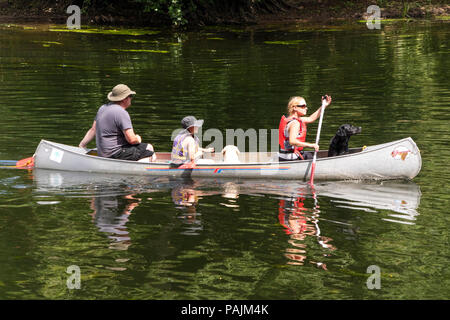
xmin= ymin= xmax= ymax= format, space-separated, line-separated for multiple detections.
xmin=32 ymin=169 xmax=422 ymax=265
xmin=32 ymin=169 xmax=151 ymax=251
xmin=233 ymin=179 xmax=421 ymax=226
xmin=33 ymin=168 xmax=422 ymax=227
xmin=278 ymin=186 xmax=336 ymax=268
xmin=316 ymin=181 xmax=421 ymax=225
xmin=89 ymin=193 xmax=140 ymax=250
xmin=220 ymin=182 xmax=240 ymax=209
xmin=171 ymin=179 xmax=202 ymax=236
xmin=169 ymin=178 xmax=241 ymax=235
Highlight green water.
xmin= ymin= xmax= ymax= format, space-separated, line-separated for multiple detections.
xmin=0 ymin=21 xmax=449 ymax=299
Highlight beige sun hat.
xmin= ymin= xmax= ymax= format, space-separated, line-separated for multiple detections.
xmin=107 ymin=84 xmax=136 ymax=102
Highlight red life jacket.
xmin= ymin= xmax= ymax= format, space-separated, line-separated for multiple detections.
xmin=278 ymin=115 xmax=307 ymax=159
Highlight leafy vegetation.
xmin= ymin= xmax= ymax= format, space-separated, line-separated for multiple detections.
xmin=1 ymin=0 xmax=448 ymax=27
xmin=1 ymin=0 xmax=292 ymax=26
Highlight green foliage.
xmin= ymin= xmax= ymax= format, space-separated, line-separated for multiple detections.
xmin=131 ymin=0 xmax=289 ymax=26
xmin=134 ymin=0 xmax=187 ymax=26
xmin=402 ymin=0 xmax=411 ymax=18
xmin=9 ymin=0 xmax=446 ymax=27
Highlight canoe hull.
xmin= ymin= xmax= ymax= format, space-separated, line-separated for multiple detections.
xmin=34 ymin=137 xmax=421 ymax=181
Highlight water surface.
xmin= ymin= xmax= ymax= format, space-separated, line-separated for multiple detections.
xmin=0 ymin=20 xmax=449 ymax=299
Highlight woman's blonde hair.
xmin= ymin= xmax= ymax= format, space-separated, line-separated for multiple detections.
xmin=287 ymin=96 xmax=306 ymax=115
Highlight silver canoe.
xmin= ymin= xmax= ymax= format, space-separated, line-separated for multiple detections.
xmin=33 ymin=137 xmax=422 ymax=181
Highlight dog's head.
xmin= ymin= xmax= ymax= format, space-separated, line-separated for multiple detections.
xmin=222 ymin=145 xmax=240 ymax=156
xmin=222 ymin=145 xmax=241 ymax=163
xmin=337 ymin=124 xmax=362 ymax=137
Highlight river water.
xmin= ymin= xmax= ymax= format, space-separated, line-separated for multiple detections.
xmin=0 ymin=20 xmax=449 ymax=299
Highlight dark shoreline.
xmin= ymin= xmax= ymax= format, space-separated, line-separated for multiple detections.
xmin=0 ymin=1 xmax=448 ymax=28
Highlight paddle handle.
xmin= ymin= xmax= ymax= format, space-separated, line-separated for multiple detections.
xmin=309 ymin=99 xmax=327 ymax=184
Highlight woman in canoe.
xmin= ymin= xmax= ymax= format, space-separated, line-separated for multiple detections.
xmin=171 ymin=116 xmax=214 ymax=166
xmin=278 ymin=95 xmax=332 ymax=161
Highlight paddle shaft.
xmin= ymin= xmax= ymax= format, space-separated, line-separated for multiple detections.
xmin=309 ymin=103 xmax=326 ymax=184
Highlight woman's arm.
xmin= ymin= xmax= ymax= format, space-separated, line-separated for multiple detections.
xmin=301 ymin=95 xmax=332 ymax=124
xmin=288 ymin=121 xmax=319 ymax=151
xmin=302 ymin=106 xmax=324 ymax=124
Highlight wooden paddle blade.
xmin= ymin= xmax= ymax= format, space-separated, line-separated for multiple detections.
xmin=16 ymin=156 xmax=35 ymax=169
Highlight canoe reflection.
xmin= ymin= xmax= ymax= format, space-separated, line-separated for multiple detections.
xmin=33 ymin=169 xmax=421 ymax=224
xmin=316 ymin=181 xmax=421 ymax=225
xmin=33 ymin=169 xmax=422 ymax=261
xmin=233 ymin=179 xmax=421 ymax=226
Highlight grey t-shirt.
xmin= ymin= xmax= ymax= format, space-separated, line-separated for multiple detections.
xmin=95 ymin=103 xmax=133 ymax=157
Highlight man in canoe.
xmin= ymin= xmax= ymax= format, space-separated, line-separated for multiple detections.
xmin=278 ymin=95 xmax=332 ymax=161
xmin=171 ymin=116 xmax=214 ymax=165
xmin=79 ymin=84 xmax=156 ymax=162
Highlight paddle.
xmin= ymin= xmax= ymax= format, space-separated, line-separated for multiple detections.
xmin=15 ymin=156 xmax=35 ymax=169
xmin=309 ymin=95 xmax=328 ymax=185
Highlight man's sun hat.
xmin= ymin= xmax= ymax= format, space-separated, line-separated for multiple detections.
xmin=181 ymin=116 xmax=204 ymax=129
xmin=107 ymin=84 xmax=136 ymax=102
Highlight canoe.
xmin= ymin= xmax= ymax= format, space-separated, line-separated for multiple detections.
xmin=33 ymin=137 xmax=421 ymax=181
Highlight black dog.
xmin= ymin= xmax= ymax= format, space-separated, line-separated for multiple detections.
xmin=328 ymin=124 xmax=362 ymax=157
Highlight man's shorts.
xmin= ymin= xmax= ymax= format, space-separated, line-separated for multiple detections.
xmin=110 ymin=143 xmax=154 ymax=161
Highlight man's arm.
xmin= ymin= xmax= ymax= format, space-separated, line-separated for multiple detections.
xmin=123 ymin=128 xmax=141 ymax=145
xmin=79 ymin=121 xmax=96 ymax=148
